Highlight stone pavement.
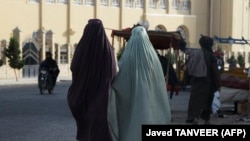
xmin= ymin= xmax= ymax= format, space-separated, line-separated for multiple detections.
xmin=0 ymin=77 xmax=249 ymax=125
xmin=169 ymin=88 xmax=250 ymax=125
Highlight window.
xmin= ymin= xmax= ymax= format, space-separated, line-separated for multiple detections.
xmin=126 ymin=0 xmax=133 ymax=7
xmin=46 ymin=0 xmax=55 ymax=4
xmin=0 ymin=40 xmax=7 ymax=65
xmin=86 ymin=0 xmax=94 ymax=5
xmin=135 ymin=0 xmax=143 ymax=8
xmin=155 ymin=25 xmax=166 ymax=31
xmin=60 ymin=53 xmax=68 ymax=64
xmin=74 ymin=0 xmax=83 ymax=5
xmin=58 ymin=0 xmax=68 ymax=4
xmin=181 ymin=0 xmax=190 ymax=10
xmin=100 ymin=0 xmax=108 ymax=6
xmin=177 ymin=26 xmax=187 ymax=40
xmin=0 ymin=47 xmax=4 ymax=65
xmin=159 ymin=0 xmax=166 ymax=9
xmin=172 ymin=0 xmax=179 ymax=9
xmin=60 ymin=47 xmax=68 ymax=64
xmin=112 ymin=0 xmax=120 ymax=7
xmin=149 ymin=0 xmax=157 ymax=8
xmin=29 ymin=0 xmax=39 ymax=3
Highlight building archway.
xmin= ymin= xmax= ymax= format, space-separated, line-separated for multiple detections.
xmin=177 ymin=25 xmax=189 ymax=47
xmin=155 ymin=24 xmax=167 ymax=31
xmin=22 ymin=41 xmax=40 ymax=78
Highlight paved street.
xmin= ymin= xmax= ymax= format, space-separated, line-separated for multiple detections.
xmin=170 ymin=88 xmax=250 ymax=125
xmin=0 ymin=81 xmax=76 ymax=141
xmin=0 ymin=80 xmax=250 ymax=141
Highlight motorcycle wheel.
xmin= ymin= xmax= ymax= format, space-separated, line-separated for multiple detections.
xmin=40 ymin=88 xmax=44 ymax=95
xmin=48 ymin=89 xmax=53 ymax=94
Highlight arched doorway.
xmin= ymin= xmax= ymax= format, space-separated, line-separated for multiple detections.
xmin=22 ymin=41 xmax=40 ymax=78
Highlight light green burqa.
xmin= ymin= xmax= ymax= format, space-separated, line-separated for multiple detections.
xmin=108 ymin=26 xmax=172 ymax=141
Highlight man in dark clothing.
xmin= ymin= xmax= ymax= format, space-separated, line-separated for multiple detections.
xmin=213 ymin=51 xmax=224 ymax=74
xmin=157 ymin=52 xmax=179 ymax=99
xmin=40 ymin=52 xmax=60 ymax=86
xmin=186 ymin=36 xmax=221 ymax=124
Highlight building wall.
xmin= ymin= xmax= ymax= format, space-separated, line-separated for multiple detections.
xmin=211 ymin=0 xmax=250 ymax=68
xmin=0 ymin=0 xmax=211 ymax=79
xmin=190 ymin=0 xmax=210 ymax=44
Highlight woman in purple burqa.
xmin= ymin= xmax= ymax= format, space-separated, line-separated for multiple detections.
xmin=67 ymin=19 xmax=117 ymax=141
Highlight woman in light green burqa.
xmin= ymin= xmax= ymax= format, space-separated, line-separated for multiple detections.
xmin=108 ymin=26 xmax=172 ymax=141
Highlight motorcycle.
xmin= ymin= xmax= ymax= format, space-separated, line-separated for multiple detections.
xmin=38 ymin=68 xmax=54 ymax=94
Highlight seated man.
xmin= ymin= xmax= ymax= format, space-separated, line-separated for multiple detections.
xmin=40 ymin=52 xmax=60 ymax=86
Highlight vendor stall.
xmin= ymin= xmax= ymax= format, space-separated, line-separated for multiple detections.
xmin=214 ymin=36 xmax=250 ymax=114
xmin=111 ymin=29 xmax=186 ymax=51
xmin=111 ymin=27 xmax=187 ymax=86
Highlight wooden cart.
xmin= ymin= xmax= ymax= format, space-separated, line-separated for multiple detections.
xmin=111 ymin=28 xmax=187 ymax=85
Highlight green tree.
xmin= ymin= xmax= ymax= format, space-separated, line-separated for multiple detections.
xmin=5 ymin=36 xmax=24 ymax=81
xmin=226 ymin=55 xmax=237 ymax=69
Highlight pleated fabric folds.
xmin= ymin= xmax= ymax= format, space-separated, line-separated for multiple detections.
xmin=67 ymin=19 xmax=117 ymax=141
xmin=108 ymin=26 xmax=172 ymax=141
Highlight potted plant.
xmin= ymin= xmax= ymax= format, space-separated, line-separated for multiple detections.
xmin=226 ymin=55 xmax=237 ymax=69
xmin=237 ymin=53 xmax=245 ymax=68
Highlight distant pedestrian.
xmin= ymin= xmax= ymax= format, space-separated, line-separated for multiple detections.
xmin=156 ymin=51 xmax=179 ymax=99
xmin=67 ymin=19 xmax=117 ymax=141
xmin=214 ymin=51 xmax=224 ymax=74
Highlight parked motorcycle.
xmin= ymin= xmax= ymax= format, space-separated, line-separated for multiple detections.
xmin=38 ymin=68 xmax=54 ymax=94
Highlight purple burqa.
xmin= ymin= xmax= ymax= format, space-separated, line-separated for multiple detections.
xmin=67 ymin=19 xmax=117 ymax=141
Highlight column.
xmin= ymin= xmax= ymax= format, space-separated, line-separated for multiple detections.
xmin=47 ymin=30 xmax=55 ymax=59
xmin=57 ymin=44 xmax=61 ymax=64
xmin=39 ymin=0 xmax=45 ymax=30
xmin=94 ymin=0 xmax=100 ymax=18
xmin=67 ymin=44 xmax=71 ymax=64
xmin=37 ymin=29 xmax=46 ymax=61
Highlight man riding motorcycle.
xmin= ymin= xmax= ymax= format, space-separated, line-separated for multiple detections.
xmin=39 ymin=52 xmax=60 ymax=87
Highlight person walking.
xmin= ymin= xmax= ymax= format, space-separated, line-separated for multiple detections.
xmin=67 ymin=19 xmax=117 ymax=141
xmin=186 ymin=35 xmax=221 ymax=124
xmin=108 ymin=26 xmax=172 ymax=141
